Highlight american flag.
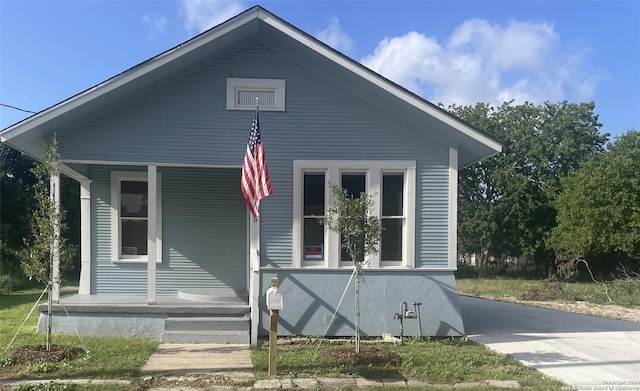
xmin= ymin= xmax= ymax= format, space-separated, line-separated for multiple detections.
xmin=241 ymin=110 xmax=272 ymax=218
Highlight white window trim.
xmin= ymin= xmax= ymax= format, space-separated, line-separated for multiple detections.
xmin=293 ymin=160 xmax=415 ymax=269
xmin=111 ymin=171 xmax=162 ymax=263
xmin=226 ymin=78 xmax=286 ymax=111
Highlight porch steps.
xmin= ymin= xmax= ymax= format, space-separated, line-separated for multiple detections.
xmin=161 ymin=316 xmax=250 ymax=344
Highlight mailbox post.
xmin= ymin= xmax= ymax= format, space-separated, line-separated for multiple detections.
xmin=266 ymin=277 xmax=283 ymax=377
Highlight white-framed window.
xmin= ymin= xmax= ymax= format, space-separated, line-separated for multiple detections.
xmin=111 ymin=171 xmax=162 ymax=263
xmin=226 ymin=78 xmax=286 ymax=111
xmin=293 ymin=161 xmax=415 ymax=269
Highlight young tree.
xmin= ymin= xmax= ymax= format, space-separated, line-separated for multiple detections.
xmin=321 ymin=184 xmax=381 ymax=353
xmin=19 ymin=136 xmax=75 ymax=350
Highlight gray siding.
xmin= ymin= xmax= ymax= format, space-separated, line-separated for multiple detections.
xmin=90 ymin=165 xmax=246 ymax=294
xmin=75 ymin=40 xmax=451 ymax=279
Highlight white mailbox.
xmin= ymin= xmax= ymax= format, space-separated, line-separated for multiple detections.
xmin=266 ymin=287 xmax=283 ymax=311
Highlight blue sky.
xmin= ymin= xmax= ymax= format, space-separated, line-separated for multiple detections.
xmin=1 ymin=1 xmax=638 ymax=140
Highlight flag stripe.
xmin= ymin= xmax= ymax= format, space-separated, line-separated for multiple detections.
xmin=241 ymin=111 xmax=272 ymax=218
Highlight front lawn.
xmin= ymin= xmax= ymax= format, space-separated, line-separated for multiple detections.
xmin=0 ymin=289 xmax=158 ymax=382
xmin=252 ymin=338 xmax=566 ymax=390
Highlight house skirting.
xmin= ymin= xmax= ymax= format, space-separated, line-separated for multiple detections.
xmin=257 ymin=269 xmax=465 ymax=338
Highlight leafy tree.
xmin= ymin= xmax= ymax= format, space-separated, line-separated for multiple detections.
xmin=321 ymin=184 xmax=381 ymax=353
xmin=0 ymin=144 xmax=36 ymax=280
xmin=549 ymin=130 xmax=640 ymax=270
xmin=450 ymin=101 xmax=608 ymax=275
xmin=19 ymin=136 xmax=76 ymax=350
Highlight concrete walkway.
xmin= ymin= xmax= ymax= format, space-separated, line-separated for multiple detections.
xmin=140 ymin=343 xmax=254 ymax=378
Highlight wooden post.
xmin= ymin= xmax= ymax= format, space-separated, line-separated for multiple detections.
xmin=268 ymin=277 xmax=279 ymax=377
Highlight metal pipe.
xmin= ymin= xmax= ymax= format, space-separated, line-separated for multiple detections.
xmin=414 ymin=302 xmax=423 ymax=338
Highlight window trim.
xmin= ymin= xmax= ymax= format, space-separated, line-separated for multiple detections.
xmin=111 ymin=171 xmax=162 ymax=263
xmin=293 ymin=161 xmax=415 ymax=269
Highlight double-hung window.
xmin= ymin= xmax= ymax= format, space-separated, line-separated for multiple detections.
xmin=111 ymin=171 xmax=162 ymax=262
xmin=293 ymin=161 xmax=415 ymax=268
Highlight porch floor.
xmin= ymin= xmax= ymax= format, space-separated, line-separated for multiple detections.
xmin=45 ymin=293 xmax=249 ymax=316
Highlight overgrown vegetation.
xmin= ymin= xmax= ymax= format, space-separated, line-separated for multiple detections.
xmin=456 ymin=276 xmax=640 ymax=307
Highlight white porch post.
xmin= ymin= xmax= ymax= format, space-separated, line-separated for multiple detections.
xmin=249 ymin=216 xmax=260 ymax=346
xmin=147 ymin=164 xmax=157 ymax=305
xmin=50 ymin=172 xmax=61 ymax=303
xmin=448 ymin=147 xmax=459 ymax=269
xmin=78 ymin=179 xmax=92 ymax=295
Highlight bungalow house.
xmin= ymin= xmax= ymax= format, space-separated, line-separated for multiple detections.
xmin=0 ymin=6 xmax=501 ymax=344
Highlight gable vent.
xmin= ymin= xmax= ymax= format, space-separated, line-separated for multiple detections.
xmin=227 ymin=78 xmax=285 ymax=111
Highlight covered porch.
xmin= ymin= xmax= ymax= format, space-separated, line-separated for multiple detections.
xmin=43 ymin=163 xmax=261 ymax=344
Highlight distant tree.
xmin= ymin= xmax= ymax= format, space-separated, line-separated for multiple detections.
xmin=0 ymin=144 xmax=36 ymax=280
xmin=549 ymin=130 xmax=640 ymax=270
xmin=450 ymin=101 xmax=608 ymax=275
xmin=321 ymin=184 xmax=381 ymax=353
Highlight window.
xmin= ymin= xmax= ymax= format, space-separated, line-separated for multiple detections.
xmin=340 ymin=172 xmax=366 ymax=263
xmin=111 ymin=172 xmax=162 ymax=262
xmin=293 ymin=161 xmax=415 ymax=268
xmin=303 ymin=173 xmax=325 ymax=262
xmin=381 ymin=173 xmax=404 ymax=263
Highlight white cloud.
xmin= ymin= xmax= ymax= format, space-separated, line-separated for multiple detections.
xmin=179 ymin=0 xmax=244 ymax=33
xmin=142 ymin=14 xmax=168 ymax=41
xmin=315 ymin=17 xmax=354 ymax=55
xmin=361 ymin=18 xmax=604 ymax=107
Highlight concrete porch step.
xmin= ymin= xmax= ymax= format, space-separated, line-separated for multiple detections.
xmin=161 ymin=315 xmax=250 ymax=344
xmin=164 ymin=316 xmax=250 ymax=332
xmin=160 ymin=330 xmax=249 ymax=344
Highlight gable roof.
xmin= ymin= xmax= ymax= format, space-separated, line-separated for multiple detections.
xmin=1 ymin=6 xmax=501 ymax=168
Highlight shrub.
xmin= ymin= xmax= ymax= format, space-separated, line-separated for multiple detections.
xmin=609 ymin=279 xmax=640 ymax=306
xmin=519 ymin=280 xmax=565 ymax=301
xmin=0 ymin=274 xmax=14 ymax=293
xmin=455 ymin=262 xmax=479 ymax=278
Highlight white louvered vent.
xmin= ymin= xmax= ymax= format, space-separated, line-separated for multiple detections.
xmin=226 ymin=78 xmax=285 ymax=111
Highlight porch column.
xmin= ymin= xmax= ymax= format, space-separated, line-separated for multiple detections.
xmin=147 ymin=164 xmax=157 ymax=305
xmin=448 ymin=147 xmax=458 ymax=269
xmin=78 ymin=179 xmax=92 ymax=295
xmin=50 ymin=172 xmax=61 ymax=303
xmin=249 ymin=215 xmax=260 ymax=346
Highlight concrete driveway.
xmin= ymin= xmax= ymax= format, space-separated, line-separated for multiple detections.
xmin=460 ymin=295 xmax=640 ymax=390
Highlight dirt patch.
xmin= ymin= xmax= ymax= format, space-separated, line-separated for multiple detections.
xmin=5 ymin=344 xmax=85 ymax=366
xmin=516 ymin=300 xmax=640 ymax=323
xmin=472 ymin=295 xmax=640 ymax=323
xmin=324 ymin=346 xmax=402 ymax=366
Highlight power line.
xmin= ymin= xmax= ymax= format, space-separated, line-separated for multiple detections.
xmin=0 ymin=103 xmax=37 ymax=114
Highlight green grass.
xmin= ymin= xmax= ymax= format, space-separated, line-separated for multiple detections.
xmin=3 ymin=288 xmax=570 ymax=390
xmin=0 ymin=289 xmax=159 ymax=382
xmin=252 ymin=338 xmax=566 ymax=390
xmin=456 ymin=277 xmax=640 ymax=307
